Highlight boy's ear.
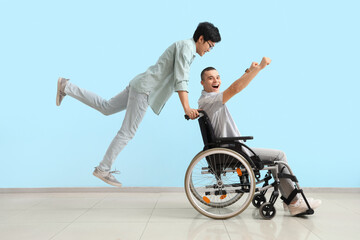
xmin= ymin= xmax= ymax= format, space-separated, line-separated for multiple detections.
xmin=197 ymin=35 xmax=204 ymax=43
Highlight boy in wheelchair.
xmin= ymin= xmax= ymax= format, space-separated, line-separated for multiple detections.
xmin=197 ymin=58 xmax=321 ymax=217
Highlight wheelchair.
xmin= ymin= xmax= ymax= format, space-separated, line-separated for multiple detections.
xmin=184 ymin=110 xmax=314 ymax=220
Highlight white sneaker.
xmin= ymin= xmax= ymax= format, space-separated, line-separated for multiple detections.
xmin=56 ymin=77 xmax=69 ymax=106
xmin=284 ymin=197 xmax=321 ymax=216
xmin=283 ymin=197 xmax=315 ymax=211
xmin=93 ymin=167 xmax=122 ymax=187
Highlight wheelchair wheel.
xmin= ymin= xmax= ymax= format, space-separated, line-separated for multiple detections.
xmin=252 ymin=193 xmax=267 ymax=208
xmin=185 ymin=148 xmax=256 ymax=219
xmin=259 ymin=202 xmax=276 ymax=219
xmin=188 ymin=174 xmax=244 ymax=208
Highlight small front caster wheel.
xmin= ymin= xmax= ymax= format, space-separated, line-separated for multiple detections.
xmin=259 ymin=202 xmax=276 ymax=220
xmin=252 ymin=193 xmax=266 ymax=208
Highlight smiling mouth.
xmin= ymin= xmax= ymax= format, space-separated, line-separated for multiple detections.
xmin=212 ymin=85 xmax=219 ymax=89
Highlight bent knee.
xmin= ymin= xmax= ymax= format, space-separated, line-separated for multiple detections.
xmin=100 ymin=106 xmax=116 ymax=116
xmin=102 ymin=111 xmax=112 ymax=116
xmin=276 ymin=150 xmax=287 ymax=162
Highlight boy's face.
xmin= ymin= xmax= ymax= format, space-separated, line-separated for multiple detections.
xmin=201 ymin=69 xmax=221 ymax=93
xmin=196 ymin=35 xmax=215 ymax=56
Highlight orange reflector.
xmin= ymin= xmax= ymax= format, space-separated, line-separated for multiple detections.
xmin=236 ymin=168 xmax=243 ymax=176
xmin=203 ymin=196 xmax=210 ymax=203
xmin=220 ymin=195 xmax=227 ymax=200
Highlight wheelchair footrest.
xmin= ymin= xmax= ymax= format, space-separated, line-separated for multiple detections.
xmin=295 ymin=208 xmax=314 ymax=216
xmin=281 ymin=188 xmax=314 ymax=215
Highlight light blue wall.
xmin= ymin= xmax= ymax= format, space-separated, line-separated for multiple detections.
xmin=1 ymin=0 xmax=359 ymax=188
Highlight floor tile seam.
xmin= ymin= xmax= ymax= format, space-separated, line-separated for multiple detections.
xmin=293 ymin=217 xmax=323 ymax=240
xmin=52 ymin=200 xmax=105 ymax=237
xmin=138 ymin=197 xmax=160 ymax=240
xmin=147 ymin=193 xmax=162 ymax=210
xmin=1 ymin=223 xmax=70 ymax=240
xmin=86 ymin=196 xmax=111 ymax=209
xmin=222 ymin=220 xmax=234 ymax=240
xmin=69 ymin=196 xmax=120 ymax=222
xmin=48 ymin=222 xmax=76 ymax=240
xmin=38 ymin=195 xmax=112 ymax=210
xmin=20 ymin=199 xmax=45 ymax=210
xmin=48 ymin=200 xmax=105 ymax=240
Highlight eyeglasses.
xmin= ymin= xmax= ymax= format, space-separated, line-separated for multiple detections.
xmin=206 ymin=41 xmax=214 ymax=50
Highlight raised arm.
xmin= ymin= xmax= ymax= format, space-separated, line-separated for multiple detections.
xmin=222 ymin=57 xmax=271 ymax=104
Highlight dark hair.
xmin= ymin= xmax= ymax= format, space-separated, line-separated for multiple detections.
xmin=193 ymin=22 xmax=221 ymax=43
xmin=201 ymin=66 xmax=217 ymax=81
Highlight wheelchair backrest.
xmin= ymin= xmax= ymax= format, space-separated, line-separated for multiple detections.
xmin=198 ymin=111 xmax=217 ymax=146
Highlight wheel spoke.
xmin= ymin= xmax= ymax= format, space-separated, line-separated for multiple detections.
xmin=185 ymin=148 xmax=256 ymax=219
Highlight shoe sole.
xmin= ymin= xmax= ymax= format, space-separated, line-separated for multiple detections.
xmin=93 ymin=171 xmax=122 ymax=187
xmin=290 ymin=208 xmax=310 ymax=216
xmin=294 ymin=208 xmax=314 ymax=216
xmin=56 ymin=77 xmax=62 ymax=106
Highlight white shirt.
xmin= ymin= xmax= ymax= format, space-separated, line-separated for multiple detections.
xmin=198 ymin=91 xmax=242 ymax=138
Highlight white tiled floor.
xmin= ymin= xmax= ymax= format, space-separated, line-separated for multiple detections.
xmin=0 ymin=191 xmax=359 ymax=240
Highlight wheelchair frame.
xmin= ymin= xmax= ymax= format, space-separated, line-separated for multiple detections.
xmin=184 ymin=110 xmax=314 ymax=220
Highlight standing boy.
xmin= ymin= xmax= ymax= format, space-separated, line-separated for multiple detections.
xmin=56 ymin=22 xmax=221 ymax=187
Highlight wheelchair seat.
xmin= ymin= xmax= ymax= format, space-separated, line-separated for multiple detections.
xmin=198 ymin=110 xmax=253 ymax=149
xmin=197 ymin=110 xmax=271 ymax=169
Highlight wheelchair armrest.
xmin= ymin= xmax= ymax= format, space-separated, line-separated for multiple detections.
xmin=216 ymin=136 xmax=253 ymax=143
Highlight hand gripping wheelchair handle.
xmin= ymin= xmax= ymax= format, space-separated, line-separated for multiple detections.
xmin=184 ymin=110 xmax=205 ymax=120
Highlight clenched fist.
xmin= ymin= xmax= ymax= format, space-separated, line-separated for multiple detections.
xmin=259 ymin=57 xmax=271 ymax=69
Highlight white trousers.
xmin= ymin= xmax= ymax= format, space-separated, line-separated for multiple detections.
xmin=252 ymin=148 xmax=298 ymax=200
xmin=64 ymin=82 xmax=149 ymax=171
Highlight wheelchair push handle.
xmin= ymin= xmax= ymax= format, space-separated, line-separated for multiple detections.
xmin=184 ymin=110 xmax=205 ymax=120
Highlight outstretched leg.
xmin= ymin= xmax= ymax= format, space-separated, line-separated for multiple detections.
xmin=97 ymin=86 xmax=149 ymax=172
xmin=63 ymin=81 xmax=130 ymax=115
xmin=57 ymin=78 xmax=149 ymax=186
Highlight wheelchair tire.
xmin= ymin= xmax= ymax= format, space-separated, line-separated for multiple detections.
xmin=185 ymin=148 xmax=256 ymax=219
xmin=252 ymin=193 xmax=267 ymax=208
xmin=259 ymin=202 xmax=276 ymax=220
